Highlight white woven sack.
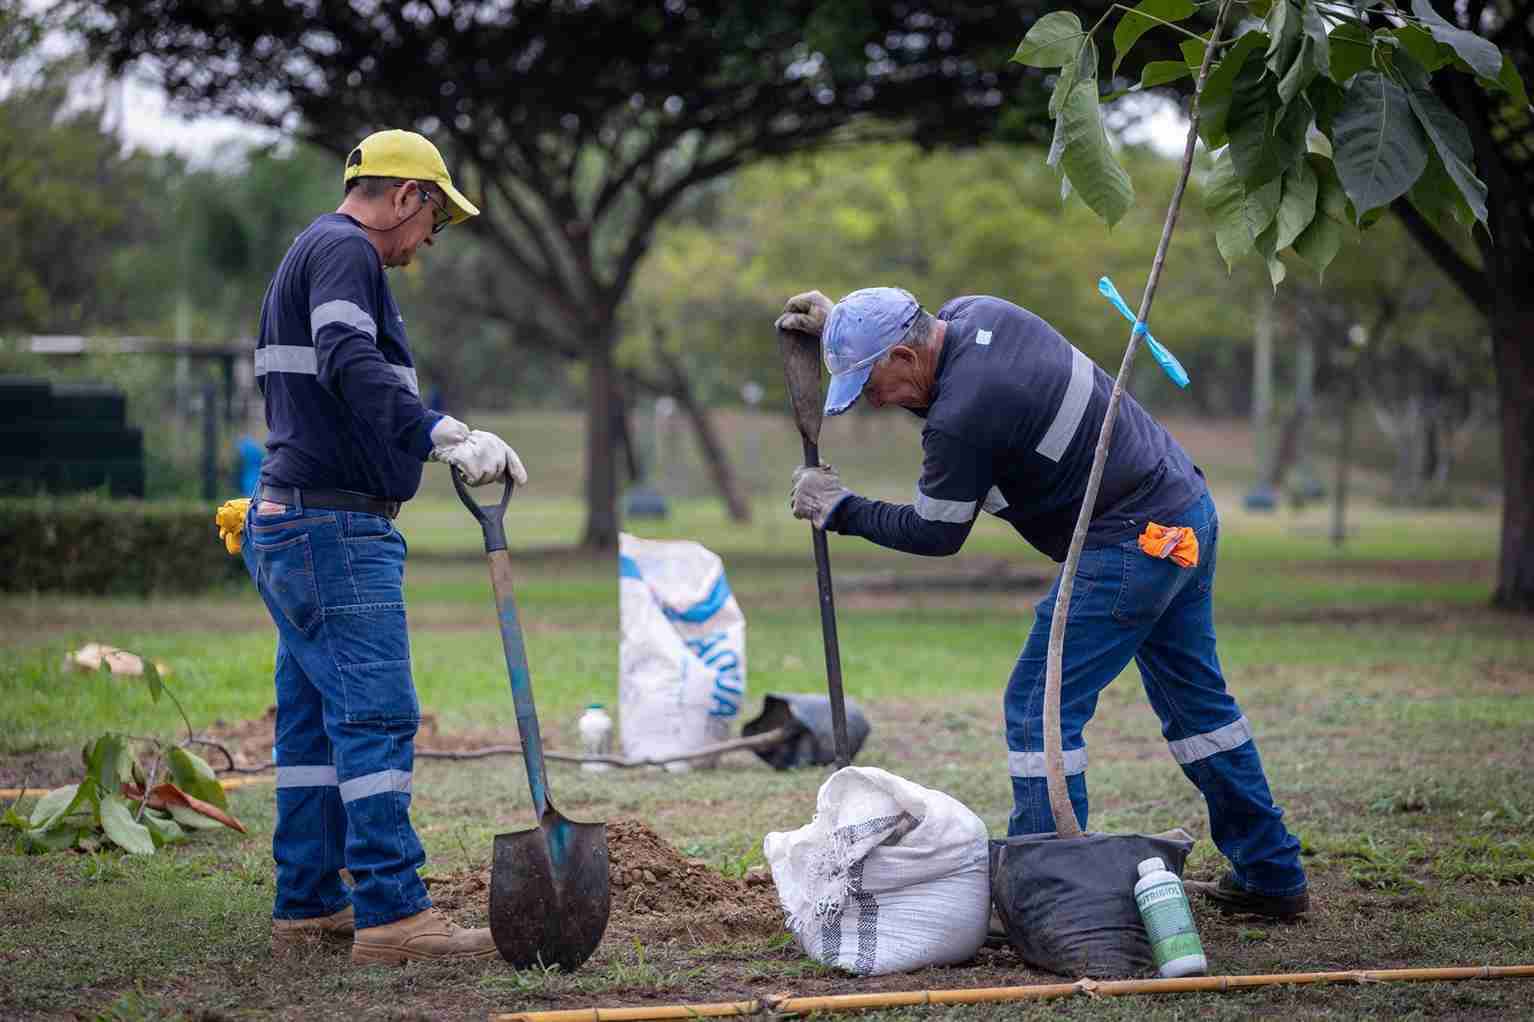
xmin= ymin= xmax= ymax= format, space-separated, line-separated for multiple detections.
xmin=618 ymin=533 xmax=747 ymax=768
xmin=762 ymin=766 xmax=990 ymax=976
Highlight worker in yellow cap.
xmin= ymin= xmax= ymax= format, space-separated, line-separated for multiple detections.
xmin=247 ymin=129 xmax=519 ymax=965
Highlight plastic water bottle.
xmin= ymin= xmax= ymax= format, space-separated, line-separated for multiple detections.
xmin=578 ymin=703 xmax=613 ymax=773
xmin=1134 ymin=857 xmax=1208 ymax=978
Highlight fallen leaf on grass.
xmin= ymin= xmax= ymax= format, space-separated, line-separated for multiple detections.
xmin=121 ymin=782 xmax=246 ymax=834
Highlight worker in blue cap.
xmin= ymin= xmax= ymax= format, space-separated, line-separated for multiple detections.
xmin=776 ymin=287 xmax=1309 ymax=919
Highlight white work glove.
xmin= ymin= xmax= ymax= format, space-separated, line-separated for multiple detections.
xmin=775 ymin=290 xmax=833 ymax=339
xmin=430 ymin=415 xmax=529 ymax=487
xmin=789 ymin=463 xmax=852 ymax=529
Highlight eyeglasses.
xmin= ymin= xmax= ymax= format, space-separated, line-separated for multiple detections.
xmin=420 ymin=187 xmax=452 ymax=234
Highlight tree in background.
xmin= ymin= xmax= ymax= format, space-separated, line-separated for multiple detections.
xmin=81 ymin=0 xmax=1060 ymax=550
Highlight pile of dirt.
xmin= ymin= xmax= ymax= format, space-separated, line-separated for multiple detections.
xmin=426 ymin=817 xmax=786 ymax=947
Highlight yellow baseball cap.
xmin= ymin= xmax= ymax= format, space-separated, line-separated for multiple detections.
xmin=343 ymin=129 xmax=479 ymax=224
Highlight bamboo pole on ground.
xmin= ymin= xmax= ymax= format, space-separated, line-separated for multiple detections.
xmin=490 ymin=965 xmax=1534 ymax=1022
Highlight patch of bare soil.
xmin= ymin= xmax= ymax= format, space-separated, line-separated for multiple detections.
xmin=0 ymin=744 xmax=85 ymax=788
xmin=425 ymin=817 xmax=785 ymax=948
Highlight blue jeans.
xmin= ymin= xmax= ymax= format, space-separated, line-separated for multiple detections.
xmin=242 ymin=498 xmax=432 ymax=929
xmin=1005 ymin=489 xmax=1307 ymax=897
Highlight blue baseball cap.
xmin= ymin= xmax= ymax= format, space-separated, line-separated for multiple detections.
xmin=822 ymin=286 xmax=921 ymax=416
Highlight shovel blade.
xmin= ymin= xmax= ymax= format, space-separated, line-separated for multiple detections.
xmin=489 ymin=813 xmax=610 ymax=971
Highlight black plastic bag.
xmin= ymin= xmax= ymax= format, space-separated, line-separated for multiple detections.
xmin=741 ymin=692 xmax=872 ymax=769
xmin=990 ymin=829 xmax=1195 ymax=978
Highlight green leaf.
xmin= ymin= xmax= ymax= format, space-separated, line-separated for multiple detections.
xmin=1292 ymin=211 xmax=1346 ymax=278
xmin=144 ymin=658 xmax=162 ymax=705
xmin=99 ymin=794 xmax=156 ymax=855
xmin=1141 ymin=60 xmax=1193 ymax=89
xmin=1408 ymin=150 xmax=1476 ymax=231
xmin=1190 ymin=30 xmax=1268 ymax=149
xmin=1274 ymin=157 xmax=1319 ymax=250
xmin=1308 ymin=76 xmax=1347 ymax=134
xmin=1053 ymin=79 xmax=1135 ymax=227
xmin=1309 ymin=153 xmax=1348 ymax=222
xmin=1016 ymin=12 xmax=1087 ymax=68
xmin=86 ymin=735 xmax=133 ymax=805
xmin=167 ymin=747 xmax=227 ymax=810
xmin=1492 ymin=53 xmax=1531 ymax=110
xmin=29 ymin=784 xmax=85 ymax=830
xmin=1301 ymin=3 xmax=1331 ymax=78
xmin=1398 ymin=57 xmax=1488 ymax=225
xmin=1265 ymin=0 xmax=1302 ymax=83
xmin=1229 ymin=76 xmax=1310 ymax=187
xmin=1328 ymin=23 xmax=1374 ymax=84
xmin=142 ymin=812 xmax=186 ymax=847
xmin=1253 ymin=220 xmax=1288 ymax=288
xmin=1205 ymin=153 xmax=1282 ymax=270
xmin=1332 ymin=70 xmax=1430 ymax=216
xmin=167 ymin=804 xmax=227 ymax=831
xmin=1410 ymin=0 xmax=1502 ymax=80
xmin=1278 ymin=34 xmax=1319 ymax=105
xmin=1387 ymin=25 xmax=1450 ymax=72
xmin=1050 ymin=37 xmax=1098 ymax=119
xmin=1113 ymin=0 xmax=1195 ymax=76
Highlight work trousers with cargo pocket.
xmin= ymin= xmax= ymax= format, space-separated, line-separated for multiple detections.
xmin=1004 ymin=488 xmax=1308 ymax=898
xmin=243 ymin=499 xmax=433 ymax=930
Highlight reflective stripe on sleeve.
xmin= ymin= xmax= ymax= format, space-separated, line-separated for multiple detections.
xmin=981 ymin=486 xmax=1009 ymax=515
xmin=275 ymin=765 xmax=339 ymax=788
xmin=255 ymin=345 xmax=319 ymax=377
xmin=1168 ymin=716 xmax=1253 ymax=765
xmin=1009 ymin=747 xmax=1088 ymax=777
xmin=389 ymin=364 xmax=420 ymax=395
xmin=913 ymin=490 xmax=977 ymax=524
xmin=311 ymin=299 xmax=378 ymax=341
xmin=1035 ymin=346 xmax=1093 ymax=463
xmin=339 ymin=769 xmax=413 ymax=803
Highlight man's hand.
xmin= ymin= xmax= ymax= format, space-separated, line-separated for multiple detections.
xmin=430 ymin=416 xmax=529 ymax=487
xmin=775 ymin=290 xmax=833 ymax=339
xmin=789 ymin=463 xmax=852 ymax=529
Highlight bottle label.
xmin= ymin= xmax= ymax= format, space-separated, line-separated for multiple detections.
xmin=1137 ymin=880 xmax=1203 ymax=967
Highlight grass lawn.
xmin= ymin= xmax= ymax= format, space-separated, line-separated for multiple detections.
xmin=1 ymin=412 xmax=1530 ymax=1020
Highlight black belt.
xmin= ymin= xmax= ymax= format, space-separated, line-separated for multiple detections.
xmin=257 ymin=485 xmax=401 ymax=520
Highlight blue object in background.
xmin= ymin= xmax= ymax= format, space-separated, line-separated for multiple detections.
xmin=237 ymin=435 xmax=265 ymax=495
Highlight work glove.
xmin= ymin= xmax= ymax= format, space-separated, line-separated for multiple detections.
xmin=775 ymin=290 xmax=833 ymax=339
xmin=430 ymin=415 xmax=529 ymax=487
xmin=789 ymin=463 xmax=853 ymax=530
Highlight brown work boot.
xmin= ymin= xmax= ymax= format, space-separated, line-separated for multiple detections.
xmin=350 ymin=908 xmax=498 ymax=965
xmin=270 ymin=905 xmax=355 ymax=953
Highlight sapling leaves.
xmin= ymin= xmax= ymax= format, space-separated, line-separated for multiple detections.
xmin=1332 ymin=70 xmax=1429 ymax=216
xmin=167 ymin=746 xmax=228 ymax=810
xmin=1113 ymin=0 xmax=1195 ymax=76
xmin=1410 ymin=0 xmax=1502 ymax=80
xmin=1053 ymin=78 xmax=1135 ymax=226
xmin=1015 ymin=12 xmax=1087 ymax=68
xmin=1328 ymin=23 xmax=1374 ymax=84
xmin=99 ymin=794 xmax=155 ymax=855
xmin=1399 ymin=57 xmax=1488 ymax=225
xmin=1194 ymin=31 xmax=1270 ymax=150
xmin=1273 ymin=157 xmax=1319 ymax=251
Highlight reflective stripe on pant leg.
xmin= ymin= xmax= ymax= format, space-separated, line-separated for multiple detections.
xmin=339 ymin=769 xmax=413 ymax=803
xmin=1167 ymin=716 xmax=1252 ymax=765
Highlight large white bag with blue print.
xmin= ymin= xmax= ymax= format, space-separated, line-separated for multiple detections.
xmin=618 ymin=532 xmax=747 ymax=769
xmin=762 ymin=766 xmax=991 ymax=976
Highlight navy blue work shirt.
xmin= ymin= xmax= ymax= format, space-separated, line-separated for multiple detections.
xmin=254 ymin=213 xmax=442 ymax=502
xmin=828 ymin=296 xmax=1204 ymax=562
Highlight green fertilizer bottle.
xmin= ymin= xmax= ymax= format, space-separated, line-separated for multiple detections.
xmin=1134 ymin=857 xmax=1208 ymax=978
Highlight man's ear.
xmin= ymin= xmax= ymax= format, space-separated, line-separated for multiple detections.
xmin=889 ymin=345 xmax=918 ymax=368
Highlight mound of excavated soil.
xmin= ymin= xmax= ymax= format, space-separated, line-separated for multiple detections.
xmin=425 ymin=818 xmax=786 ymax=947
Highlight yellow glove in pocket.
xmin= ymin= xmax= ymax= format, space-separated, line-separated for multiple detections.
xmin=1137 ymin=522 xmax=1199 ymax=568
xmin=215 ymin=498 xmax=251 ymax=556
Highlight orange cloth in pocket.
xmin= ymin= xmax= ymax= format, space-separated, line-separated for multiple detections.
xmin=1137 ymin=522 xmax=1199 ymax=568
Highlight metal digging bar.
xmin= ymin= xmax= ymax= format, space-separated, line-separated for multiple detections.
xmin=777 ymin=325 xmax=852 ymax=769
xmin=453 ymin=471 xmax=610 ymax=972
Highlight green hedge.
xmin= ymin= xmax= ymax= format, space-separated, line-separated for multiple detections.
xmin=0 ymin=497 xmax=247 ymax=595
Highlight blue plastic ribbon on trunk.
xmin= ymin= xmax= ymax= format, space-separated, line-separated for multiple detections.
xmin=1097 ymin=276 xmax=1190 ymax=389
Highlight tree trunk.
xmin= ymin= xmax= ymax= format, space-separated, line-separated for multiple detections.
xmin=1491 ymin=305 xmax=1534 ymax=610
xmin=656 ymin=347 xmax=751 ymax=523
xmin=581 ymin=341 xmax=621 ymax=551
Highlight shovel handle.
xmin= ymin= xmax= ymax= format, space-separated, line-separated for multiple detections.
xmin=801 ymin=435 xmax=852 ymax=769
xmin=452 ymin=469 xmax=514 ymax=553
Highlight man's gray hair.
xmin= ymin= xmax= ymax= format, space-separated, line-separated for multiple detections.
xmin=874 ymin=309 xmax=936 ymax=368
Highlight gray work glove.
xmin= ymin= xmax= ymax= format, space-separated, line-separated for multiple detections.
xmin=430 ymin=415 xmax=529 ymax=487
xmin=789 ymin=463 xmax=853 ymax=529
xmin=775 ymin=290 xmax=834 ymax=339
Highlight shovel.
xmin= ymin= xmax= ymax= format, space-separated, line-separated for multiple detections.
xmin=777 ymin=325 xmax=852 ymax=769
xmin=452 ymin=471 xmax=610 ymax=972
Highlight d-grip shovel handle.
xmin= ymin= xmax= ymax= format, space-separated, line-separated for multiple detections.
xmin=452 ymin=469 xmax=554 ymax=820
xmin=452 ymin=469 xmax=514 ymax=553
